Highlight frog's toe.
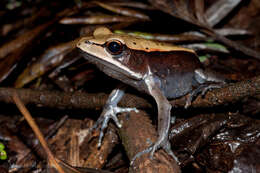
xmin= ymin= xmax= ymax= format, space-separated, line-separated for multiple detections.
xmin=201 ymin=84 xmax=222 ymax=96
xmin=150 ymin=139 xmax=178 ymax=162
xmin=185 ymin=83 xmax=224 ymax=109
xmin=94 ymin=105 xmax=139 ymax=147
xmin=184 ymin=97 xmax=192 ymax=109
xmin=130 ymin=146 xmax=152 ymax=165
xmin=162 ymin=140 xmax=179 ymax=163
xmin=108 ymin=105 xmax=139 ymax=128
xmin=185 ymin=85 xmax=204 ymax=109
xmin=130 ymin=139 xmax=178 ymax=165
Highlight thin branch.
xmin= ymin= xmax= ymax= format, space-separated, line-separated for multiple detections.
xmin=12 ymin=93 xmax=65 ymax=173
xmin=0 ymin=87 xmax=151 ymax=110
xmin=205 ymin=0 xmax=242 ymax=26
xmin=171 ymin=75 xmax=260 ymax=108
xmin=0 ymin=75 xmax=260 ymax=110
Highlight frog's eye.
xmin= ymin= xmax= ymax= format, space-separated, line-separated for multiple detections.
xmin=105 ymin=40 xmax=123 ymax=55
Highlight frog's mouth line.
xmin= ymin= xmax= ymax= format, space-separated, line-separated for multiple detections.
xmin=79 ymin=49 xmax=142 ymax=81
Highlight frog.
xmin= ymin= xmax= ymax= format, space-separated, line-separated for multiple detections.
xmin=76 ymin=27 xmax=226 ymax=165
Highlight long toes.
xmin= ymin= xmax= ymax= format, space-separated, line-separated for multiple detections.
xmin=98 ymin=131 xmax=104 ymax=147
xmin=97 ymin=116 xmax=110 ymax=146
xmin=185 ymin=99 xmax=192 ymax=109
xmin=163 ymin=141 xmax=179 ymax=163
xmin=111 ymin=114 xmax=122 ymax=128
xmin=132 ymin=108 xmax=139 ymax=113
xmin=201 ymin=87 xmax=212 ymax=96
xmin=115 ymin=107 xmax=139 ymax=114
xmin=130 ymin=147 xmax=152 ymax=165
xmin=149 ymin=146 xmax=156 ymax=159
xmin=92 ymin=115 xmax=106 ymax=130
xmin=201 ymin=85 xmax=222 ymax=96
xmin=93 ymin=106 xmax=139 ymax=149
xmin=126 ymin=107 xmax=139 ymax=113
xmin=89 ymin=120 xmax=102 ymax=133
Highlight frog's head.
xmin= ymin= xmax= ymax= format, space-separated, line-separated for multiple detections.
xmin=77 ymin=27 xmax=195 ymax=81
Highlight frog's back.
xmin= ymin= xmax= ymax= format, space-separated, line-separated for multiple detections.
xmin=148 ymin=51 xmax=203 ymax=99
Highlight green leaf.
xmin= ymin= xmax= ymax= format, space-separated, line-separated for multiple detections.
xmin=199 ymin=55 xmax=210 ymax=62
xmin=0 ymin=143 xmax=5 ymax=151
xmin=204 ymin=42 xmax=229 ymax=53
xmin=0 ymin=150 xmax=7 ymax=160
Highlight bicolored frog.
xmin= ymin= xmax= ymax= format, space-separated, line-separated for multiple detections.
xmin=77 ymin=27 xmax=225 ymax=164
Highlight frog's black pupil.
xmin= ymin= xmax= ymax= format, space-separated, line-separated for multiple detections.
xmin=108 ymin=42 xmax=121 ymax=54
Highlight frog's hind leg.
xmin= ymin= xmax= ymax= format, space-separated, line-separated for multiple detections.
xmin=90 ymin=88 xmax=138 ymax=147
xmin=185 ymin=68 xmax=226 ymax=108
xmin=184 ymin=84 xmax=223 ymax=109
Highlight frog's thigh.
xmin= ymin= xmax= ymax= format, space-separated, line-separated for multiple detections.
xmin=194 ymin=68 xmax=208 ymax=84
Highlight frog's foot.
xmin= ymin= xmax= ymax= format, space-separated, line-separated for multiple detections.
xmin=200 ymin=84 xmax=223 ymax=96
xmin=130 ymin=138 xmax=178 ymax=165
xmin=185 ymin=84 xmax=223 ymax=109
xmin=91 ymin=105 xmax=139 ymax=147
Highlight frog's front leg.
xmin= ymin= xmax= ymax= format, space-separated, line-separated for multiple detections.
xmin=91 ymin=88 xmax=138 ymax=147
xmin=131 ymin=72 xmax=178 ymax=165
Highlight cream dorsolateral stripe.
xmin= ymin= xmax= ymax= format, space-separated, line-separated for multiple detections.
xmin=78 ymin=27 xmax=195 ymax=53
